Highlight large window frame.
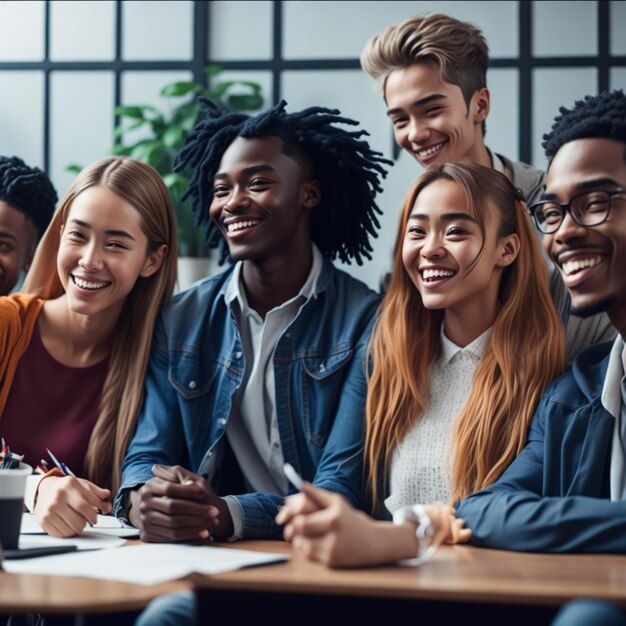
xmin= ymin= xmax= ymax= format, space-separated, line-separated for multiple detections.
xmin=0 ymin=0 xmax=623 ymax=170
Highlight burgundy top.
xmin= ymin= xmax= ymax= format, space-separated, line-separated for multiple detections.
xmin=1 ymin=320 xmax=108 ymax=476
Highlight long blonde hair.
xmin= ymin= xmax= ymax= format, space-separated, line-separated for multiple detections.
xmin=365 ymin=162 xmax=564 ymax=506
xmin=23 ymin=156 xmax=178 ymax=493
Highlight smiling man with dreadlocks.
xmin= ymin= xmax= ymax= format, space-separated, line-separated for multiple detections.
xmin=117 ymin=99 xmax=390 ymax=550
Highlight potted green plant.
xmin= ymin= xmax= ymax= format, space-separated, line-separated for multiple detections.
xmin=111 ymin=65 xmax=264 ymax=288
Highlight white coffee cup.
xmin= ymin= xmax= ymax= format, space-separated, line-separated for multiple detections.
xmin=0 ymin=462 xmax=33 ymax=550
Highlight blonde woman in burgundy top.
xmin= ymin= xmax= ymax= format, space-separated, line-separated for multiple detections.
xmin=0 ymin=156 xmax=177 ymax=537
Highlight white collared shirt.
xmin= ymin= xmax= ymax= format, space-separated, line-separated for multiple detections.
xmin=384 ymin=326 xmax=491 ymax=515
xmin=222 ymin=245 xmax=323 ymax=538
xmin=489 ymin=148 xmax=506 ymax=175
xmin=600 ymin=335 xmax=626 ymax=501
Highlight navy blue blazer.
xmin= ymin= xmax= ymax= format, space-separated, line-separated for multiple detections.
xmin=457 ymin=340 xmax=626 ymax=553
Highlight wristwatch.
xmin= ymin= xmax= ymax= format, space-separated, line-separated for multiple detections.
xmin=392 ymin=504 xmax=438 ymax=565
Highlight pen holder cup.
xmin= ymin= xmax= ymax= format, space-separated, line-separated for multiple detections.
xmin=0 ymin=462 xmax=32 ymax=550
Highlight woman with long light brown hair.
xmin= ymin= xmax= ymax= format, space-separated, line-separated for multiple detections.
xmin=0 ymin=156 xmax=177 ymax=537
xmin=277 ymin=161 xmax=564 ymax=567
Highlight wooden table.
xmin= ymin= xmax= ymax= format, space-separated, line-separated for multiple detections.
xmin=0 ymin=569 xmax=189 ymax=616
xmin=193 ymin=542 xmax=626 ymax=626
xmin=2 ymin=541 xmax=626 ymax=625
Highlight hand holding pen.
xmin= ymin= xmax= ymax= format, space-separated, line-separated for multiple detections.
xmin=46 ymin=448 xmax=76 ymax=477
xmin=32 ymin=448 xmax=112 ymax=538
xmin=277 ymin=464 xmax=468 ymax=568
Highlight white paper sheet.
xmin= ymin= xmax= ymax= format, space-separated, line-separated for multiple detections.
xmin=4 ymin=543 xmax=289 ymax=584
xmin=20 ymin=513 xmax=139 ymax=538
xmin=18 ymin=531 xmax=125 ymax=551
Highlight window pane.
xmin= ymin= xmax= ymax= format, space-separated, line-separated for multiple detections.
xmin=0 ymin=1 xmax=45 ymax=61
xmin=283 ymin=0 xmax=517 ymax=60
xmin=486 ymin=69 xmax=519 ymax=162
xmin=533 ymin=1 xmax=598 ymax=57
xmin=50 ymin=71 xmax=115 ymax=197
xmin=50 ymin=0 xmax=115 ymax=61
xmin=209 ymin=1 xmax=273 ymax=61
xmin=122 ymin=0 xmax=193 ymax=60
xmin=0 ymin=71 xmax=44 ymax=167
xmin=610 ymin=68 xmax=626 ymax=92
xmin=611 ymin=0 xmax=626 ymax=55
xmin=532 ymin=68 xmax=597 ymax=167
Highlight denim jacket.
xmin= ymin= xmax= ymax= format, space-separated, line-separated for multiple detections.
xmin=458 ymin=340 xmax=626 ymax=553
xmin=116 ymin=258 xmax=381 ymax=539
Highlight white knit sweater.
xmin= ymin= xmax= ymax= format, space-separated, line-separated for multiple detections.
xmin=384 ymin=327 xmax=491 ymax=515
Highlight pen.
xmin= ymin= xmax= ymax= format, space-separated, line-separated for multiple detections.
xmin=46 ymin=448 xmax=76 ymax=476
xmin=283 ymin=463 xmax=304 ymax=491
xmin=282 ymin=463 xmax=329 ymax=510
xmin=45 ymin=448 xmax=94 ymax=527
xmin=0 ymin=444 xmax=23 ymax=470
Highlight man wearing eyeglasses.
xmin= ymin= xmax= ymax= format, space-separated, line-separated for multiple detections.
xmin=457 ymin=90 xmax=626 ymax=556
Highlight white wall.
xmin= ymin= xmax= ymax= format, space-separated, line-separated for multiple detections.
xmin=0 ymin=0 xmax=622 ymax=290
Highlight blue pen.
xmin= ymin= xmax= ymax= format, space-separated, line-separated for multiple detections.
xmin=46 ymin=448 xmax=94 ymax=527
xmin=62 ymin=463 xmax=75 ymax=476
xmin=46 ymin=448 xmax=76 ymax=476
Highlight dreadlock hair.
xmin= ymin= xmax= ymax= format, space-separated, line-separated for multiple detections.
xmin=0 ymin=155 xmax=57 ymax=238
xmin=175 ymin=98 xmax=391 ymax=265
xmin=543 ymin=90 xmax=626 ymax=163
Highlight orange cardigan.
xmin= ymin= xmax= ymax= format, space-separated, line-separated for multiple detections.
xmin=0 ymin=293 xmax=45 ymax=417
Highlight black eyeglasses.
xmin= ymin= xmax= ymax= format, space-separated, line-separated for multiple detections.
xmin=529 ymin=189 xmax=625 ymax=234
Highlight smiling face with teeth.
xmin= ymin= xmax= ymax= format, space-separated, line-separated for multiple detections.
xmin=57 ymin=185 xmax=165 ymax=323
xmin=542 ymin=138 xmax=626 ymax=328
xmin=209 ymin=136 xmax=320 ymax=267
xmin=402 ymin=177 xmax=518 ymax=340
xmin=385 ymin=63 xmax=491 ymax=169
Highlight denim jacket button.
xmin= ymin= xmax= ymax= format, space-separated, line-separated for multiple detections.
xmin=234 ymin=351 xmax=243 ymax=359
xmin=319 ymin=363 xmax=325 ymax=372
xmin=188 ymin=380 xmax=197 ymax=389
xmin=217 ymin=418 xmax=227 ymax=426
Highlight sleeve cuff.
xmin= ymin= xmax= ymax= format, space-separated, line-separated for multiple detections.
xmin=25 ymin=468 xmax=64 ymax=511
xmin=223 ymin=495 xmax=243 ymax=541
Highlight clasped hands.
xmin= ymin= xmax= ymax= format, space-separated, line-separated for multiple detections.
xmin=275 ymin=482 xmax=472 ymax=568
xmin=129 ymin=464 xmax=232 ymax=543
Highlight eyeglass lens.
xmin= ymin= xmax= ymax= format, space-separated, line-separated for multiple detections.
xmin=534 ymin=191 xmax=612 ymax=233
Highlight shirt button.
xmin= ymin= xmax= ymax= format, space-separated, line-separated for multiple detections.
xmin=285 ymin=333 xmax=291 ymax=339
xmin=188 ymin=380 xmax=196 ymax=389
